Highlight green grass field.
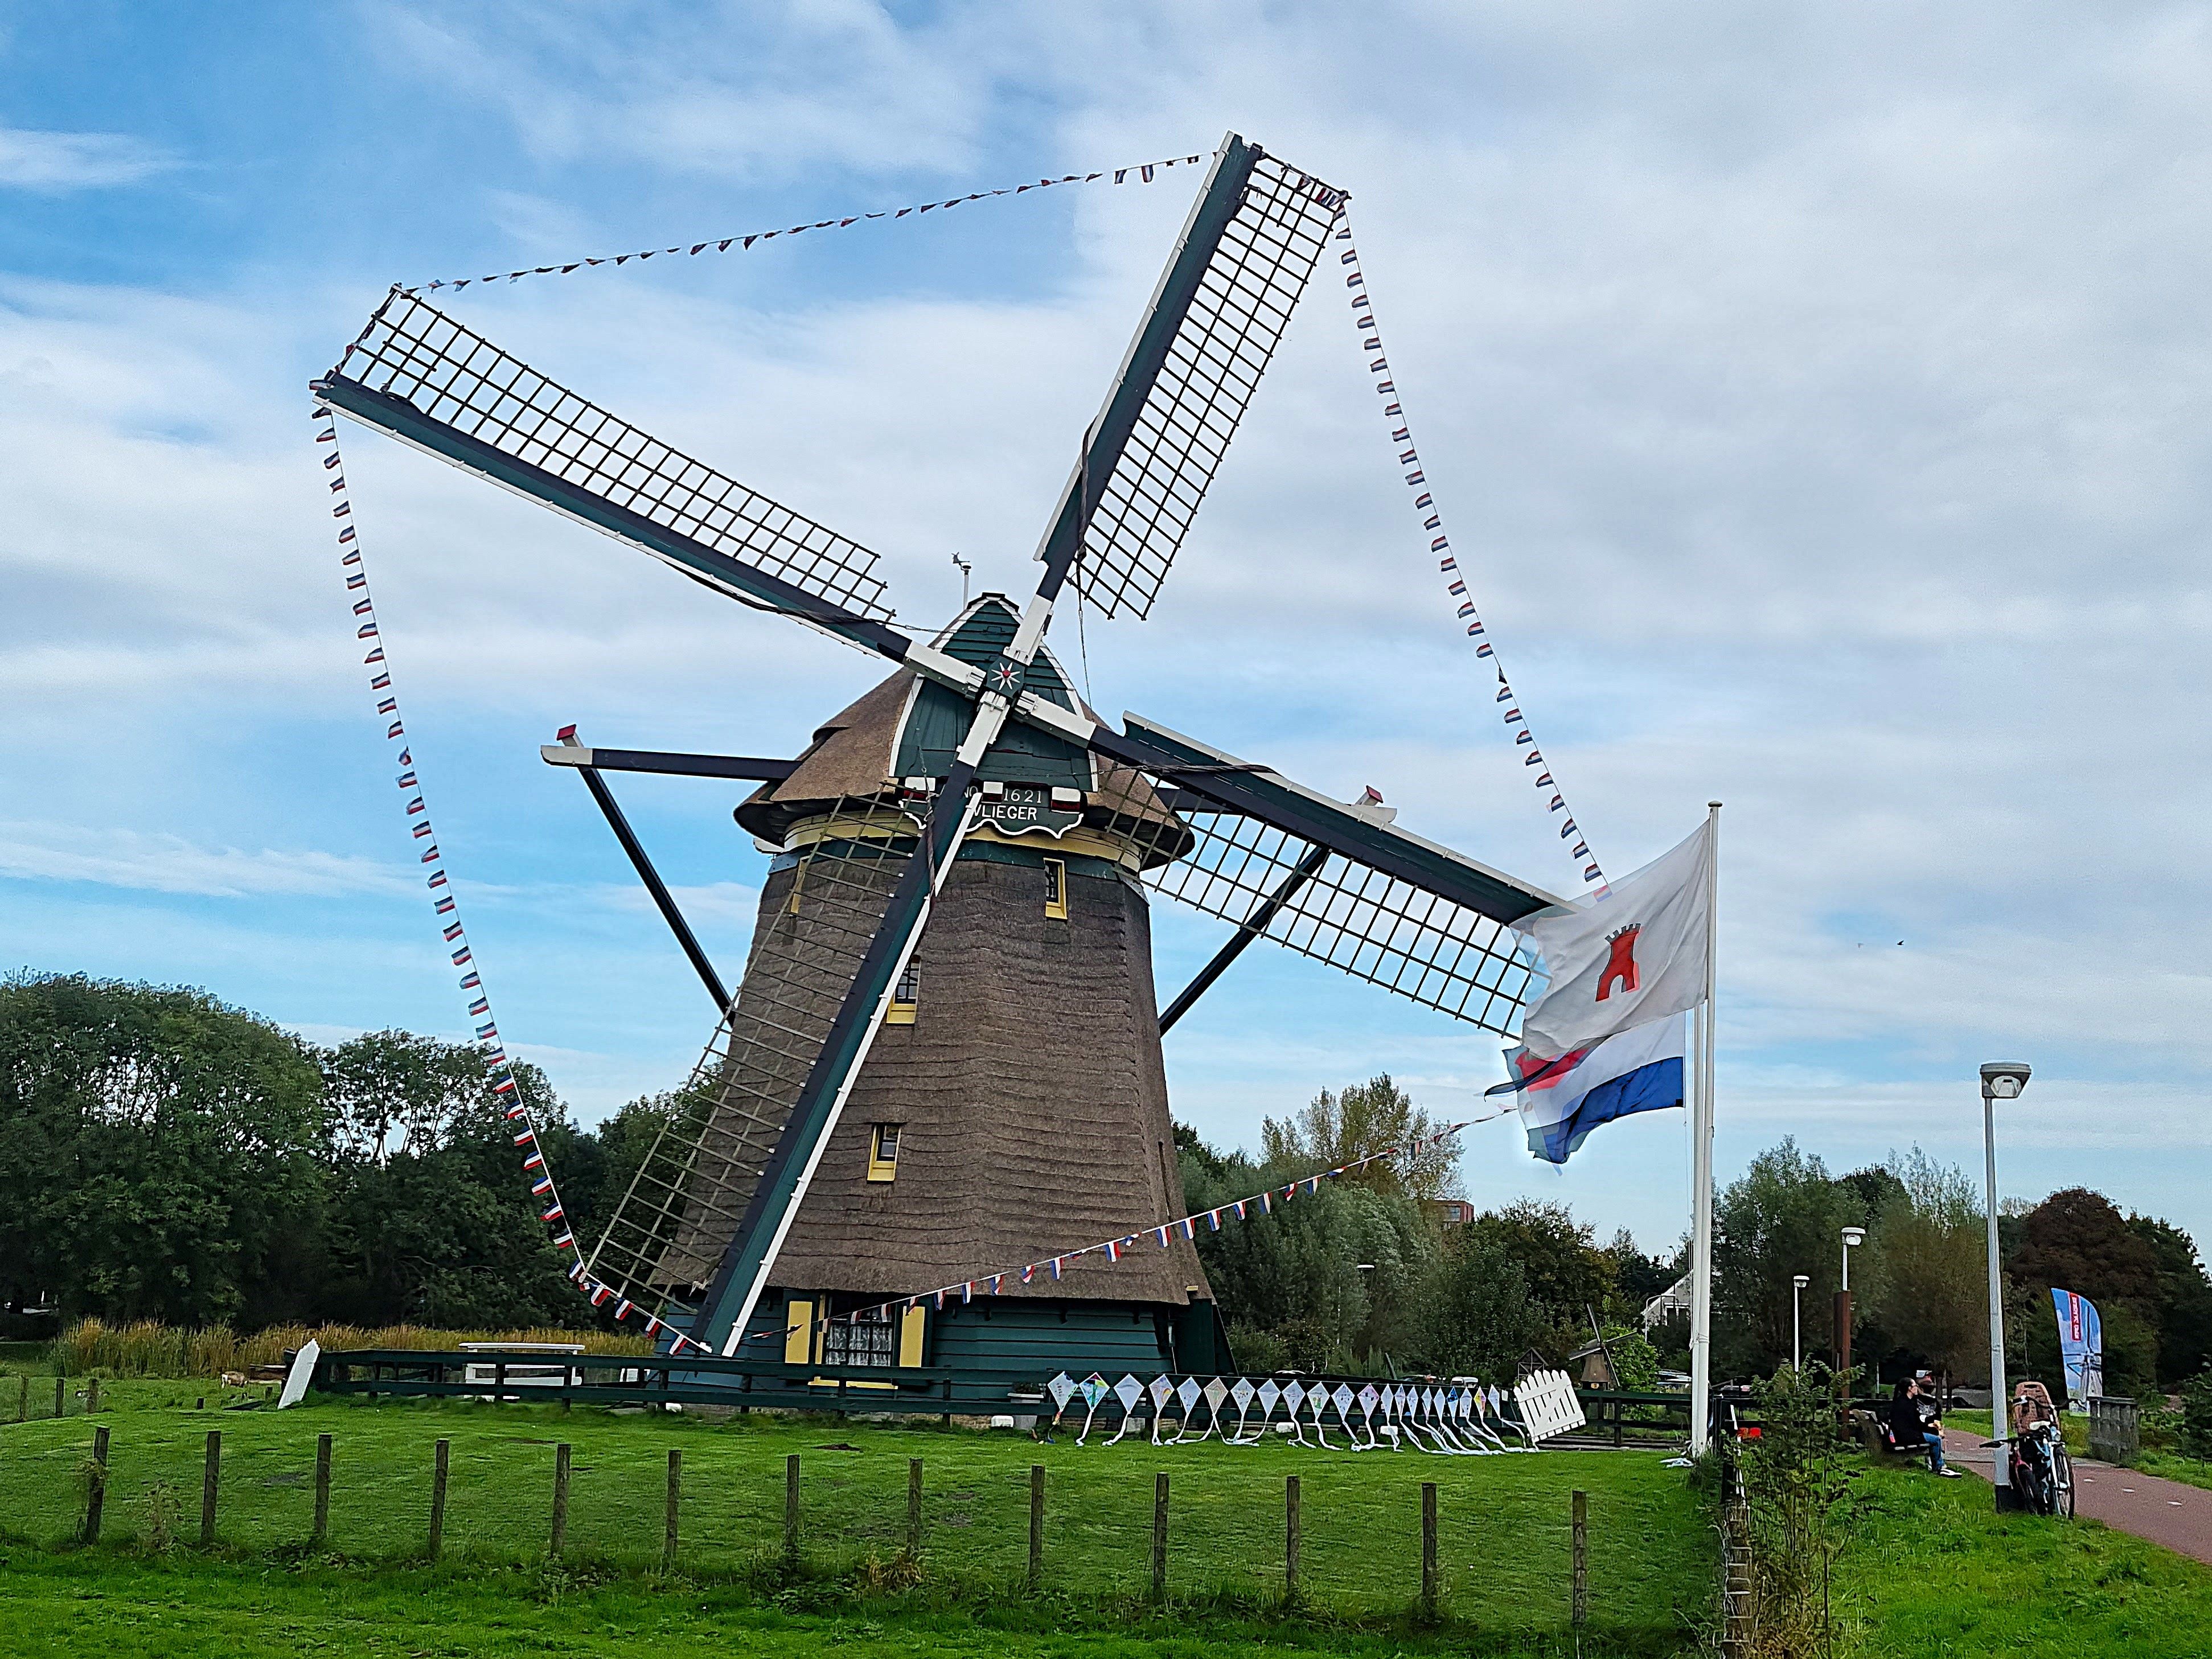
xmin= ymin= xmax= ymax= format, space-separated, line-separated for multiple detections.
xmin=0 ymin=1375 xmax=1710 ymax=1656
xmin=1836 ymin=1459 xmax=2212 ymax=1656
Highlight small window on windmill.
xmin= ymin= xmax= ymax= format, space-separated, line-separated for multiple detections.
xmin=1043 ymin=857 xmax=1068 ymax=920
xmin=885 ymin=961 xmax=918 ymax=1025
xmin=867 ymin=1123 xmax=902 ymax=1182
xmin=821 ymin=1304 xmax=894 ymax=1368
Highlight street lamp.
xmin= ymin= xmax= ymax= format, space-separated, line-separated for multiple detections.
xmin=1982 ymin=1061 xmax=2032 ymax=1510
xmin=1837 ymin=1226 xmax=1866 ymax=1383
xmin=1792 ymin=1275 xmax=1810 ymax=1371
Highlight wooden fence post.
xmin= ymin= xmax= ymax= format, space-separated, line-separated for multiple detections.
xmin=84 ymin=1424 xmax=110 ymax=1544
xmin=551 ymin=1443 xmax=571 ymax=1556
xmin=86 ymin=1377 xmax=100 ymax=1415
xmin=200 ymin=1430 xmax=221 ymax=1547
xmin=663 ymin=1449 xmax=682 ymax=1572
xmin=1571 ymin=1489 xmax=1589 ymax=1627
xmin=15 ymin=1373 xmax=24 ymax=1422
xmin=1420 ymin=1482 xmax=1438 ymax=1619
xmin=906 ymin=1458 xmax=922 ymax=1557
xmin=1284 ymin=1475 xmax=1300 ymax=1598
xmin=784 ymin=1453 xmax=801 ymax=1561
xmin=313 ymin=1435 xmax=332 ymax=1545
xmin=428 ymin=1439 xmax=449 ymax=1561
xmin=1028 ymin=1465 xmax=1045 ymax=1588
xmin=1151 ymin=1472 xmax=1168 ymax=1603
xmin=54 ymin=1377 xmax=65 ymax=1419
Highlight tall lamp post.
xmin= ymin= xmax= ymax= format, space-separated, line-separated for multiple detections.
xmin=1792 ymin=1275 xmax=1810 ymax=1371
xmin=1981 ymin=1061 xmax=2032 ymax=1510
xmin=1837 ymin=1226 xmax=1865 ymax=1387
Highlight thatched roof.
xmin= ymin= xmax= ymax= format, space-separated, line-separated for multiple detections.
xmin=734 ymin=597 xmax=1194 ymax=871
xmin=762 ymin=848 xmax=1209 ymax=1305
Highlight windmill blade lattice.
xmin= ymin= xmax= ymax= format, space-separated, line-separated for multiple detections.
xmin=584 ymin=800 xmax=916 ymax=1312
xmin=1069 ymin=146 xmax=1345 ymax=621
xmin=1157 ymin=808 xmax=1536 ymax=1034
xmin=1087 ymin=765 xmax=1540 ymax=1037
xmin=325 ymin=291 xmax=893 ymax=623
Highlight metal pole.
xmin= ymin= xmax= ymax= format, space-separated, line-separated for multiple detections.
xmin=1837 ymin=1231 xmax=1861 ymax=1383
xmin=1985 ymin=1090 xmax=2010 ymax=1497
xmin=1688 ymin=802 xmax=1721 ymax=1453
xmin=1792 ymin=1283 xmax=1801 ymax=1371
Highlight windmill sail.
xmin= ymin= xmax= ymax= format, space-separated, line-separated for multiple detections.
xmin=312 ymin=292 xmax=897 ymax=640
xmin=582 ymin=798 xmax=917 ymax=1320
xmin=1039 ymin=135 xmax=1347 ymax=621
xmin=1084 ymin=716 xmax=1560 ymax=1037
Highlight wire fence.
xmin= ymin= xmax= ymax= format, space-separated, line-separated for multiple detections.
xmin=0 ymin=1406 xmax=1701 ymax=1634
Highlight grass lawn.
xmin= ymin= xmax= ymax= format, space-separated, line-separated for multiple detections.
xmin=0 ymin=1371 xmax=1710 ymax=1656
xmin=0 ymin=1551 xmax=1645 ymax=1659
xmin=1835 ymin=1456 xmax=2212 ymax=1655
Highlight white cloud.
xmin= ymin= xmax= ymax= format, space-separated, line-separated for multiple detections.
xmin=0 ymin=126 xmax=171 ymax=191
xmin=0 ymin=821 xmax=414 ymax=900
xmin=373 ymin=0 xmax=996 ymax=181
xmin=17 ymin=3 xmax=2212 ymax=1243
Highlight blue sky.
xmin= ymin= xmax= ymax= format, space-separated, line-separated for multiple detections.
xmin=9 ymin=2 xmax=2212 ymax=1257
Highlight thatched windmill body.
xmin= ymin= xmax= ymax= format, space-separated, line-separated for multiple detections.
xmin=313 ymin=133 xmax=1562 ymax=1393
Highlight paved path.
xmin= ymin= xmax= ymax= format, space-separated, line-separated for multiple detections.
xmin=1939 ymin=1426 xmax=2212 ymax=1563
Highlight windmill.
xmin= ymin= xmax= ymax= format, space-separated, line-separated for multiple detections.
xmin=311 ymin=133 xmax=1566 ymax=1395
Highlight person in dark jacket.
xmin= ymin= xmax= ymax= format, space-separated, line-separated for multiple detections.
xmin=1888 ymin=1375 xmax=1957 ymax=1475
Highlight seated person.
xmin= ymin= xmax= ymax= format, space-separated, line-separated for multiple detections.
xmin=1887 ymin=1375 xmax=1958 ymax=1476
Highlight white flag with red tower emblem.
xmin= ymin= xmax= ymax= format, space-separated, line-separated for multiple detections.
xmin=1513 ymin=821 xmax=1713 ymax=1059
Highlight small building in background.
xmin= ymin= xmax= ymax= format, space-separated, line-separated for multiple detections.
xmin=1640 ymin=1275 xmax=1692 ymax=1332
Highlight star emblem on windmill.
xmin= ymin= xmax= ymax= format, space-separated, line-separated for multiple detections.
xmin=986 ymin=656 xmax=1025 ymax=698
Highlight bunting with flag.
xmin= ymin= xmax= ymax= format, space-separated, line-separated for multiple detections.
xmin=311 ymin=404 xmax=710 ymax=1357
xmin=1331 ymin=208 xmax=1604 ymax=890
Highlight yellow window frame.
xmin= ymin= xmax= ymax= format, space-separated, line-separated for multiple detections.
xmin=1043 ymin=856 xmax=1068 ymax=920
xmin=867 ymin=1123 xmax=902 ymax=1182
xmin=885 ymin=959 xmax=917 ymax=1025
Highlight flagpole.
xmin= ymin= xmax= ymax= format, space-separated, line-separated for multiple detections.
xmin=1687 ymin=800 xmax=1721 ymax=1455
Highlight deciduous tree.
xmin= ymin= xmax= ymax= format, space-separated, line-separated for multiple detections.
xmin=0 ymin=974 xmax=328 ymax=1328
xmin=1260 ymin=1074 xmax=1459 ymax=1200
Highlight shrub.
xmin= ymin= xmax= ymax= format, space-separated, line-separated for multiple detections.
xmin=1741 ymin=1362 xmax=1864 ymax=1657
xmin=2179 ymin=1370 xmax=2212 ymax=1459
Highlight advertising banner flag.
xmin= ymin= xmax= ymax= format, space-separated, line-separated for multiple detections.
xmin=2050 ymin=1287 xmax=2103 ymax=1411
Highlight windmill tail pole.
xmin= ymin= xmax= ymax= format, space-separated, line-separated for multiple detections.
xmin=1159 ymin=843 xmax=1330 ymax=1033
xmin=554 ymin=726 xmax=730 ymax=1013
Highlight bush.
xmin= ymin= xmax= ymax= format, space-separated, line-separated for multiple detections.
xmin=1226 ymin=1321 xmax=1289 ymax=1375
xmin=2180 ymin=1370 xmax=2212 ymax=1459
xmin=1600 ymin=1325 xmax=1660 ymax=1391
xmin=1741 ymin=1362 xmax=1864 ymax=1657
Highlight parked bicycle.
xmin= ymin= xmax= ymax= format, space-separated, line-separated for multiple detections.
xmin=1981 ymin=1381 xmax=2074 ymax=1518
xmin=2012 ymin=1416 xmax=2075 ymax=1518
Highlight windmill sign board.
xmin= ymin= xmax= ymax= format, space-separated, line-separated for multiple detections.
xmin=311 ymin=132 xmax=1568 ymax=1403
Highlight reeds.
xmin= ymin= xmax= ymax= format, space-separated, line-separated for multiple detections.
xmin=54 ymin=1318 xmax=650 ymax=1377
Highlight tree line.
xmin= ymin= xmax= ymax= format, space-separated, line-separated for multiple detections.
xmin=1709 ymin=1137 xmax=2212 ymax=1396
xmin=10 ymin=972 xmax=2206 ymax=1402
xmin=0 ymin=974 xmax=664 ymax=1333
